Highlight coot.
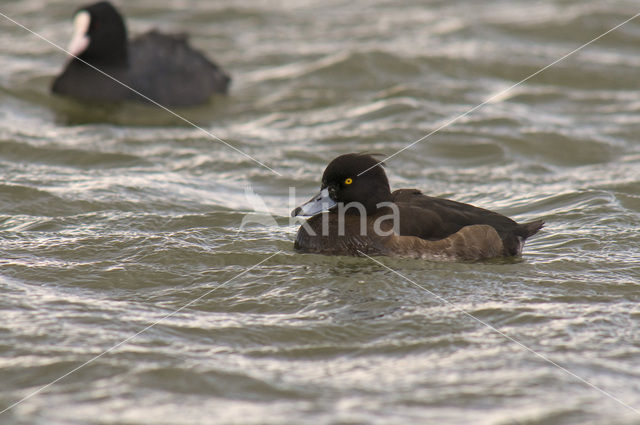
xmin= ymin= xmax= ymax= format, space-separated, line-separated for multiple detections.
xmin=52 ymin=1 xmax=230 ymax=106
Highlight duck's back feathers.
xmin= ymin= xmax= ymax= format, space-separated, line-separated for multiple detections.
xmin=391 ymin=189 xmax=543 ymax=256
xmin=128 ymin=30 xmax=230 ymax=106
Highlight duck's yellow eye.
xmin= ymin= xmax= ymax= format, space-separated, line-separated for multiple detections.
xmin=344 ymin=178 xmax=353 ymax=185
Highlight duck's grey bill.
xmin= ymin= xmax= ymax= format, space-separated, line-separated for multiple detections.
xmin=291 ymin=188 xmax=337 ymax=217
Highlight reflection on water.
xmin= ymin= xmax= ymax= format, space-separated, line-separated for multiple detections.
xmin=1 ymin=0 xmax=639 ymax=424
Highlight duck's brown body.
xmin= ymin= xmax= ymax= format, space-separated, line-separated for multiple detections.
xmin=295 ymin=215 xmax=505 ymax=261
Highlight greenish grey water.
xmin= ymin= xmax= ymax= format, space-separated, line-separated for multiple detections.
xmin=1 ymin=0 xmax=640 ymax=424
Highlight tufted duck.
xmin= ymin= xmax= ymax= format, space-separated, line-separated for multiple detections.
xmin=51 ymin=1 xmax=230 ymax=106
xmin=291 ymin=153 xmax=544 ymax=260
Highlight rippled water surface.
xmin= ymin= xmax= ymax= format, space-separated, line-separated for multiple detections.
xmin=1 ymin=0 xmax=640 ymax=424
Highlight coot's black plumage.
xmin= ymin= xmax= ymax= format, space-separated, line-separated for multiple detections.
xmin=291 ymin=153 xmax=544 ymax=260
xmin=52 ymin=1 xmax=230 ymax=106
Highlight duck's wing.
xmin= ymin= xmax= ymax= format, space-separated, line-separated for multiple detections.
xmin=391 ymin=189 xmax=543 ymax=255
xmin=128 ymin=30 xmax=231 ymax=106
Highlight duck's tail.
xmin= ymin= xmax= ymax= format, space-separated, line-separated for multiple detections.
xmin=504 ymin=220 xmax=544 ymax=256
xmin=521 ymin=220 xmax=544 ymax=238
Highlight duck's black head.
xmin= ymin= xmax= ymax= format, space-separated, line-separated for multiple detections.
xmin=67 ymin=1 xmax=128 ymax=66
xmin=292 ymin=153 xmax=392 ymax=217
